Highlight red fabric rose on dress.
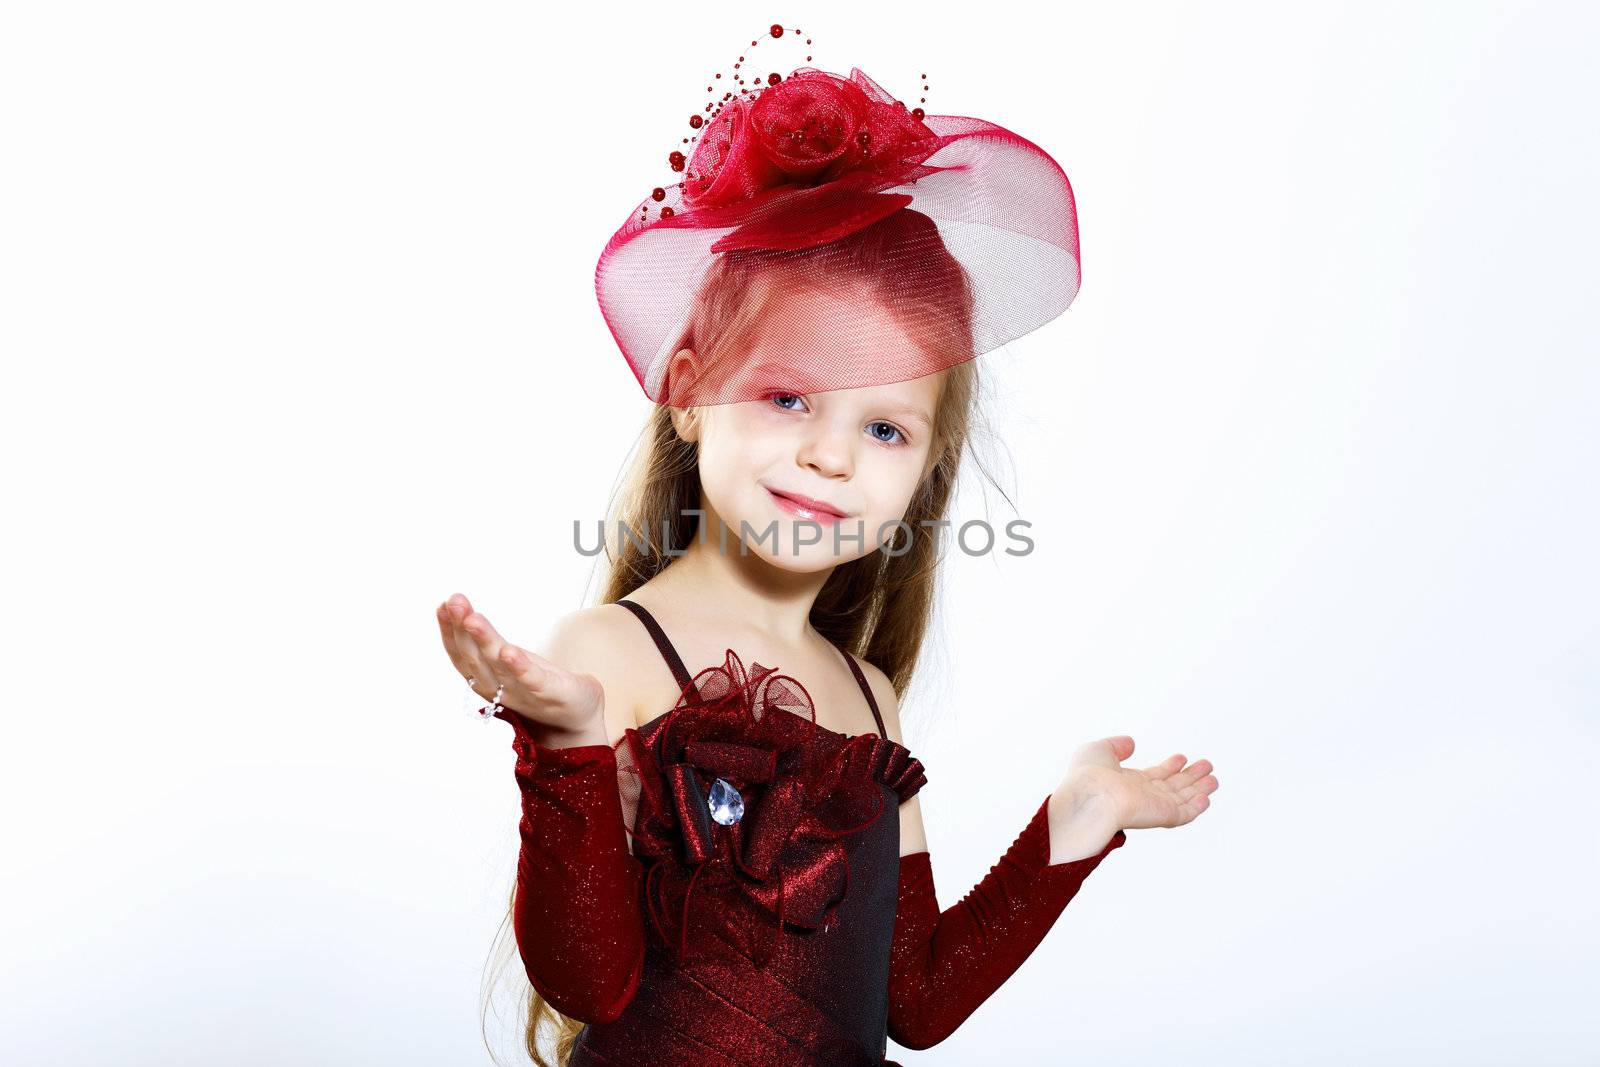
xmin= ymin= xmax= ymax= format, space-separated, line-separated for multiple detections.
xmin=676 ymin=67 xmax=948 ymax=253
xmin=616 ymin=649 xmax=908 ymax=968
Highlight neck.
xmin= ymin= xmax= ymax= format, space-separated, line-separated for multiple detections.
xmin=649 ymin=502 xmax=834 ymax=645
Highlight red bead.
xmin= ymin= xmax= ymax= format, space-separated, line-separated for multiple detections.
xmin=660 ymin=206 xmax=675 ymax=218
xmin=651 ymin=187 xmax=665 ymax=201
xmin=767 ymin=72 xmax=780 ymax=86
xmin=689 ymin=114 xmax=703 ymax=128
xmin=770 ymin=24 xmax=783 ymax=37
xmin=911 ymin=107 xmax=925 ymax=120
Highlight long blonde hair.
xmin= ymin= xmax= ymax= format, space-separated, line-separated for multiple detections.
xmin=482 ymin=210 xmax=1002 ymax=1065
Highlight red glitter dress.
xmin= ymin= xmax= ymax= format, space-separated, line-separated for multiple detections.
xmin=495 ymin=599 xmax=1127 ymax=1065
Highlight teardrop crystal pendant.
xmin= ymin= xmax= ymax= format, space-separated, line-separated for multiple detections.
xmin=707 ymin=777 xmax=745 ymax=826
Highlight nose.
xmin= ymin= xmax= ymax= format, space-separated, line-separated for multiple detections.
xmin=796 ymin=417 xmax=854 ymax=480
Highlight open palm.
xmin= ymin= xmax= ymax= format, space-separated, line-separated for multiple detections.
xmin=436 ymin=592 xmax=605 ymax=742
xmin=1063 ymin=736 xmax=1217 ymax=831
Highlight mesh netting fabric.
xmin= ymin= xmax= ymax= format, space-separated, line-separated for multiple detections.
xmin=594 ymin=66 xmax=1082 ymax=409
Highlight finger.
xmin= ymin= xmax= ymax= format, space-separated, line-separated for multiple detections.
xmin=1077 ymin=736 xmax=1134 ymax=766
xmin=497 ymin=643 xmax=555 ymax=697
xmin=1166 ymin=758 xmax=1213 ymax=791
xmin=1177 ymin=774 xmax=1219 ymax=804
xmin=439 ymin=598 xmax=501 ymax=696
xmin=436 ymin=599 xmax=490 ymax=686
xmin=436 ymin=600 xmax=473 ymax=675
xmin=443 ymin=592 xmax=474 ymax=623
xmin=457 ymin=610 xmax=511 ymax=689
xmin=439 ymin=594 xmax=482 ymax=669
xmin=1172 ymin=792 xmax=1210 ymax=826
xmin=1140 ymin=753 xmax=1187 ymax=781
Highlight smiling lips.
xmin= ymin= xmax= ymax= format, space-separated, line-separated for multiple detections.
xmin=765 ymin=486 xmax=851 ymax=522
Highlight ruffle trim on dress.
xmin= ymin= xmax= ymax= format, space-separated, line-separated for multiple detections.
xmin=612 ymin=648 xmax=927 ymax=968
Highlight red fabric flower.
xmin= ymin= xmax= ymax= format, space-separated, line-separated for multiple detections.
xmin=676 ymin=67 xmax=947 ymax=253
xmin=616 ymin=649 xmax=921 ymax=968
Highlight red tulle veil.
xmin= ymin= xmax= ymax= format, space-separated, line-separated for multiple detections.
xmin=593 ymin=25 xmax=1083 ymax=409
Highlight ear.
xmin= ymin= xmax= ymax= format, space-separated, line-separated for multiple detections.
xmin=670 ymin=406 xmax=701 ymax=444
xmin=666 ymin=348 xmax=702 ymax=443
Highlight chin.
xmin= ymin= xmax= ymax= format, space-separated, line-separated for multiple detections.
xmin=720 ymin=509 xmax=882 ymax=571
xmin=748 ymin=545 xmax=846 ymax=574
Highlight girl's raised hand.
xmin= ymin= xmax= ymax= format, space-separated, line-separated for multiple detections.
xmin=436 ymin=593 xmax=607 ymax=746
xmin=1057 ymin=736 xmax=1218 ymax=834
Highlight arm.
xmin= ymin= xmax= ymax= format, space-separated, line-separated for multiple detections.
xmin=501 ymin=713 xmax=648 ymax=1024
xmin=442 ymin=599 xmax=653 ymax=1025
xmin=851 ymin=659 xmax=1127 ymax=1050
xmin=886 ymin=797 xmax=1126 ymax=1049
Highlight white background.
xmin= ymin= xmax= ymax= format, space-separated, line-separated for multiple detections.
xmin=4 ymin=2 xmax=1596 ymax=1064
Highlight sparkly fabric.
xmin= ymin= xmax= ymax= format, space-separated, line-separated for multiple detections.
xmin=887 ymin=802 xmax=1127 ymax=1051
xmin=496 ymin=649 xmax=1125 ymax=1064
xmin=612 ymin=648 xmax=926 ymax=971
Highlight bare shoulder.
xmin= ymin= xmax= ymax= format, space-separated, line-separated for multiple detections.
xmin=852 ymin=654 xmax=929 ymax=856
xmin=853 ymin=656 xmax=906 ymax=745
xmin=533 ymin=603 xmax=658 ymax=746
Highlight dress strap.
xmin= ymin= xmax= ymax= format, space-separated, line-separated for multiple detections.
xmin=617 ymin=597 xmax=887 ymax=740
xmin=831 ymin=642 xmax=888 ymax=740
xmin=615 ymin=598 xmax=697 ymax=697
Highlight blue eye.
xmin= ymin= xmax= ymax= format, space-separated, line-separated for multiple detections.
xmin=768 ymin=394 xmax=907 ymax=447
xmin=868 ymin=421 xmax=906 ymax=445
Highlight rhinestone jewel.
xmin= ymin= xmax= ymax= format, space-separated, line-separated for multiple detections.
xmin=708 ymin=777 xmax=745 ymax=826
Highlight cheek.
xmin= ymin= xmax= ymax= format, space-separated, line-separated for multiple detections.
xmin=858 ymin=452 xmax=930 ymax=524
xmin=695 ymin=422 xmax=778 ymax=510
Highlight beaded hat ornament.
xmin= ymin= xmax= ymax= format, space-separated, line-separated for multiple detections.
xmin=593 ymin=24 xmax=1083 ymax=409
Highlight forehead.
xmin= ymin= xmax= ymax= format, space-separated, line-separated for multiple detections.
xmin=846 ymin=368 xmax=943 ymax=421
xmin=742 ymin=281 xmax=942 ymax=397
xmin=751 ymin=282 xmax=913 ymax=348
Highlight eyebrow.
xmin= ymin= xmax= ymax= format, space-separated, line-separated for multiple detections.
xmin=755 ymin=362 xmax=818 ymax=388
xmin=876 ymin=401 xmax=933 ymax=429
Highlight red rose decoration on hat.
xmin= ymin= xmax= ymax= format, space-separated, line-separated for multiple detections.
xmin=674 ymin=68 xmax=947 ymax=253
xmin=685 ymin=68 xmax=939 ymax=207
xmin=615 ymin=649 xmax=926 ymax=969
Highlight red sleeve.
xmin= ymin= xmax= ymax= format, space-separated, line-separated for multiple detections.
xmin=502 ymin=712 xmax=647 ymax=1024
xmin=886 ymin=793 xmax=1127 ymax=1050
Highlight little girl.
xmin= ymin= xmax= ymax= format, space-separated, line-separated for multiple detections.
xmin=439 ymin=39 xmax=1216 ymax=1067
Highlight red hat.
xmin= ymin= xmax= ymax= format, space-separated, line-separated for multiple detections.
xmin=594 ymin=28 xmax=1082 ymax=409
